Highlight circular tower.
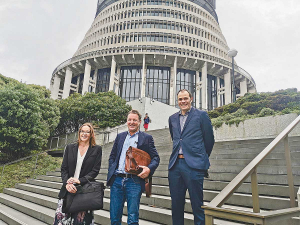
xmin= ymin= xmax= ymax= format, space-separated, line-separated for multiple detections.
xmin=50 ymin=0 xmax=256 ymax=110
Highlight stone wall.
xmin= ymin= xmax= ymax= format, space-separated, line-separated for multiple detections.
xmin=214 ymin=113 xmax=300 ymax=142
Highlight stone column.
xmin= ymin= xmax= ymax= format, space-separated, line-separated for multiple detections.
xmin=196 ymin=71 xmax=200 ymax=108
xmin=216 ymin=77 xmax=221 ymax=107
xmin=93 ymin=68 xmax=98 ymax=93
xmin=62 ymin=67 xmax=72 ymax=99
xmin=240 ymin=78 xmax=248 ymax=96
xmin=50 ymin=75 xmax=61 ymax=100
xmin=82 ymin=60 xmax=91 ymax=94
xmin=201 ymin=62 xmax=208 ymax=110
xmin=169 ymin=56 xmax=177 ymax=106
xmin=109 ymin=56 xmax=116 ymax=91
xmin=115 ymin=67 xmax=121 ymax=95
xmin=140 ymin=54 xmax=147 ymax=98
xmin=224 ymin=70 xmax=232 ymax=104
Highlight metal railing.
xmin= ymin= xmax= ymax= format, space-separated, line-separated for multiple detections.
xmin=203 ymin=115 xmax=300 ymax=224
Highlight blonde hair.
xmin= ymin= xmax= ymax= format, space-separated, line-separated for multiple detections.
xmin=77 ymin=123 xmax=96 ymax=146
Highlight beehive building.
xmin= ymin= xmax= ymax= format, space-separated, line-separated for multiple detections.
xmin=50 ymin=0 xmax=256 ymax=110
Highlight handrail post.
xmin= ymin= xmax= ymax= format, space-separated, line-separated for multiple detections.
xmin=205 ymin=215 xmax=214 ymax=225
xmin=251 ymin=167 xmax=260 ymax=213
xmin=284 ymin=136 xmax=296 ymax=207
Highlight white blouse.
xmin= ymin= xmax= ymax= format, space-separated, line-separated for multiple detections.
xmin=73 ymin=149 xmax=87 ymax=179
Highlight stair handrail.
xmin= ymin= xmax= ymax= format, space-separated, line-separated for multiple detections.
xmin=204 ymin=115 xmax=300 ymax=224
xmin=208 ymin=116 xmax=300 ymax=207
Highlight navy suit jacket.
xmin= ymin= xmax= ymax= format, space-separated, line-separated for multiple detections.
xmin=106 ymin=131 xmax=160 ymax=191
xmin=168 ymin=107 xmax=214 ymax=170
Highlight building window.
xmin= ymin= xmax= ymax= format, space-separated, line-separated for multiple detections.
xmin=90 ymin=70 xmax=95 ymax=80
xmin=207 ymin=74 xmax=217 ymax=110
xmin=78 ymin=74 xmax=84 ymax=94
xmin=96 ymin=68 xmax=110 ymax=93
xmin=88 ymin=85 xmax=93 ymax=93
xmin=146 ymin=66 xmax=170 ymax=104
xmin=176 ymin=69 xmax=196 ymax=108
xmin=119 ymin=66 xmax=142 ymax=101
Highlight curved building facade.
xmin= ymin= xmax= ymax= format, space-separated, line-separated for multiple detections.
xmin=50 ymin=0 xmax=256 ymax=110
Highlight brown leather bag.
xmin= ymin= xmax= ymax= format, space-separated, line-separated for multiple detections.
xmin=125 ymin=146 xmax=152 ymax=197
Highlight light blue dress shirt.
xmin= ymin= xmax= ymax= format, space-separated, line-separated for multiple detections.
xmin=178 ymin=107 xmax=192 ymax=154
xmin=116 ymin=131 xmax=139 ymax=174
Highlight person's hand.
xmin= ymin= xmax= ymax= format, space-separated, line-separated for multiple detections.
xmin=67 ymin=177 xmax=80 ymax=184
xmin=66 ymin=183 xmax=77 ymax=193
xmin=137 ymin=166 xmax=150 ymax=179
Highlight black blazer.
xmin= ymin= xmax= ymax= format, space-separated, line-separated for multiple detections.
xmin=58 ymin=143 xmax=102 ymax=198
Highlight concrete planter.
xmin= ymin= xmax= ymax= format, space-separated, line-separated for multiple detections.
xmin=214 ymin=113 xmax=300 ymax=142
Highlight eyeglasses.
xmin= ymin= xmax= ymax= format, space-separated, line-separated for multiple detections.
xmin=80 ymin=130 xmax=91 ymax=134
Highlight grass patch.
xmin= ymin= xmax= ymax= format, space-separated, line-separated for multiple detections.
xmin=0 ymin=153 xmax=62 ymax=193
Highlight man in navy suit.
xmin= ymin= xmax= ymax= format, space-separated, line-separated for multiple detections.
xmin=168 ymin=89 xmax=215 ymax=225
xmin=107 ymin=109 xmax=160 ymax=225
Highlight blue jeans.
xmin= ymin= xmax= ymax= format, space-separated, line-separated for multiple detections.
xmin=168 ymin=158 xmax=206 ymax=225
xmin=110 ymin=176 xmax=142 ymax=225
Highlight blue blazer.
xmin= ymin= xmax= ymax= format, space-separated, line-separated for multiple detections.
xmin=106 ymin=131 xmax=160 ymax=191
xmin=168 ymin=107 xmax=215 ymax=170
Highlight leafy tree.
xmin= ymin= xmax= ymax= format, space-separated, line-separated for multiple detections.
xmin=54 ymin=91 xmax=132 ymax=136
xmin=0 ymin=83 xmax=60 ymax=159
xmin=0 ymin=73 xmax=18 ymax=86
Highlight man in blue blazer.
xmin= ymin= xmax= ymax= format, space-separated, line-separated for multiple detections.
xmin=107 ymin=110 xmax=160 ymax=225
xmin=168 ymin=89 xmax=215 ymax=225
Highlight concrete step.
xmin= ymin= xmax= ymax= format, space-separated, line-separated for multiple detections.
xmin=209 ymin=151 xmax=300 ymax=160
xmin=2 ymin=188 xmax=159 ymax=225
xmin=11 ymin=182 xmax=247 ymax=224
xmin=99 ymin=157 xmax=300 ymax=168
xmin=25 ymin=177 xmax=294 ymax=211
xmin=0 ymin=202 xmax=47 ymax=225
xmin=0 ymin=193 xmax=55 ymax=225
xmin=3 ymin=187 xmax=193 ymax=225
xmin=47 ymin=169 xmax=300 ymax=187
xmin=36 ymin=175 xmax=298 ymax=199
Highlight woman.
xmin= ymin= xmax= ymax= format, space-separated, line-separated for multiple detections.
xmin=143 ymin=113 xmax=151 ymax=131
xmin=54 ymin=123 xmax=102 ymax=225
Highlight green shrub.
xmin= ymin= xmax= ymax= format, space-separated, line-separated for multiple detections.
xmin=226 ymin=117 xmax=245 ymax=127
xmin=208 ymin=110 xmax=220 ymax=118
xmin=211 ymin=118 xmax=224 ymax=128
xmin=258 ymin=108 xmax=275 ymax=117
xmin=0 ymin=83 xmax=60 ymax=159
xmin=241 ymin=101 xmax=263 ymax=114
xmin=214 ymin=106 xmax=224 ymax=114
xmin=231 ymin=108 xmax=248 ymax=117
xmin=242 ymin=93 xmax=265 ymax=102
xmin=54 ymin=91 xmax=132 ymax=136
xmin=222 ymin=102 xmax=240 ymax=114
xmin=267 ymin=95 xmax=294 ymax=111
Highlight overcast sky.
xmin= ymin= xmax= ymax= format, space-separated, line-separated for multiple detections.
xmin=0 ymin=0 xmax=299 ymax=93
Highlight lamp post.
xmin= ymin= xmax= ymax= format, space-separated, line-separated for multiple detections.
xmin=228 ymin=49 xmax=238 ymax=102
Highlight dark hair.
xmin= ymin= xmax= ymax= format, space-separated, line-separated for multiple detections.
xmin=128 ymin=110 xmax=142 ymax=121
xmin=177 ymin=89 xmax=192 ymax=98
xmin=77 ymin=123 xmax=96 ymax=146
